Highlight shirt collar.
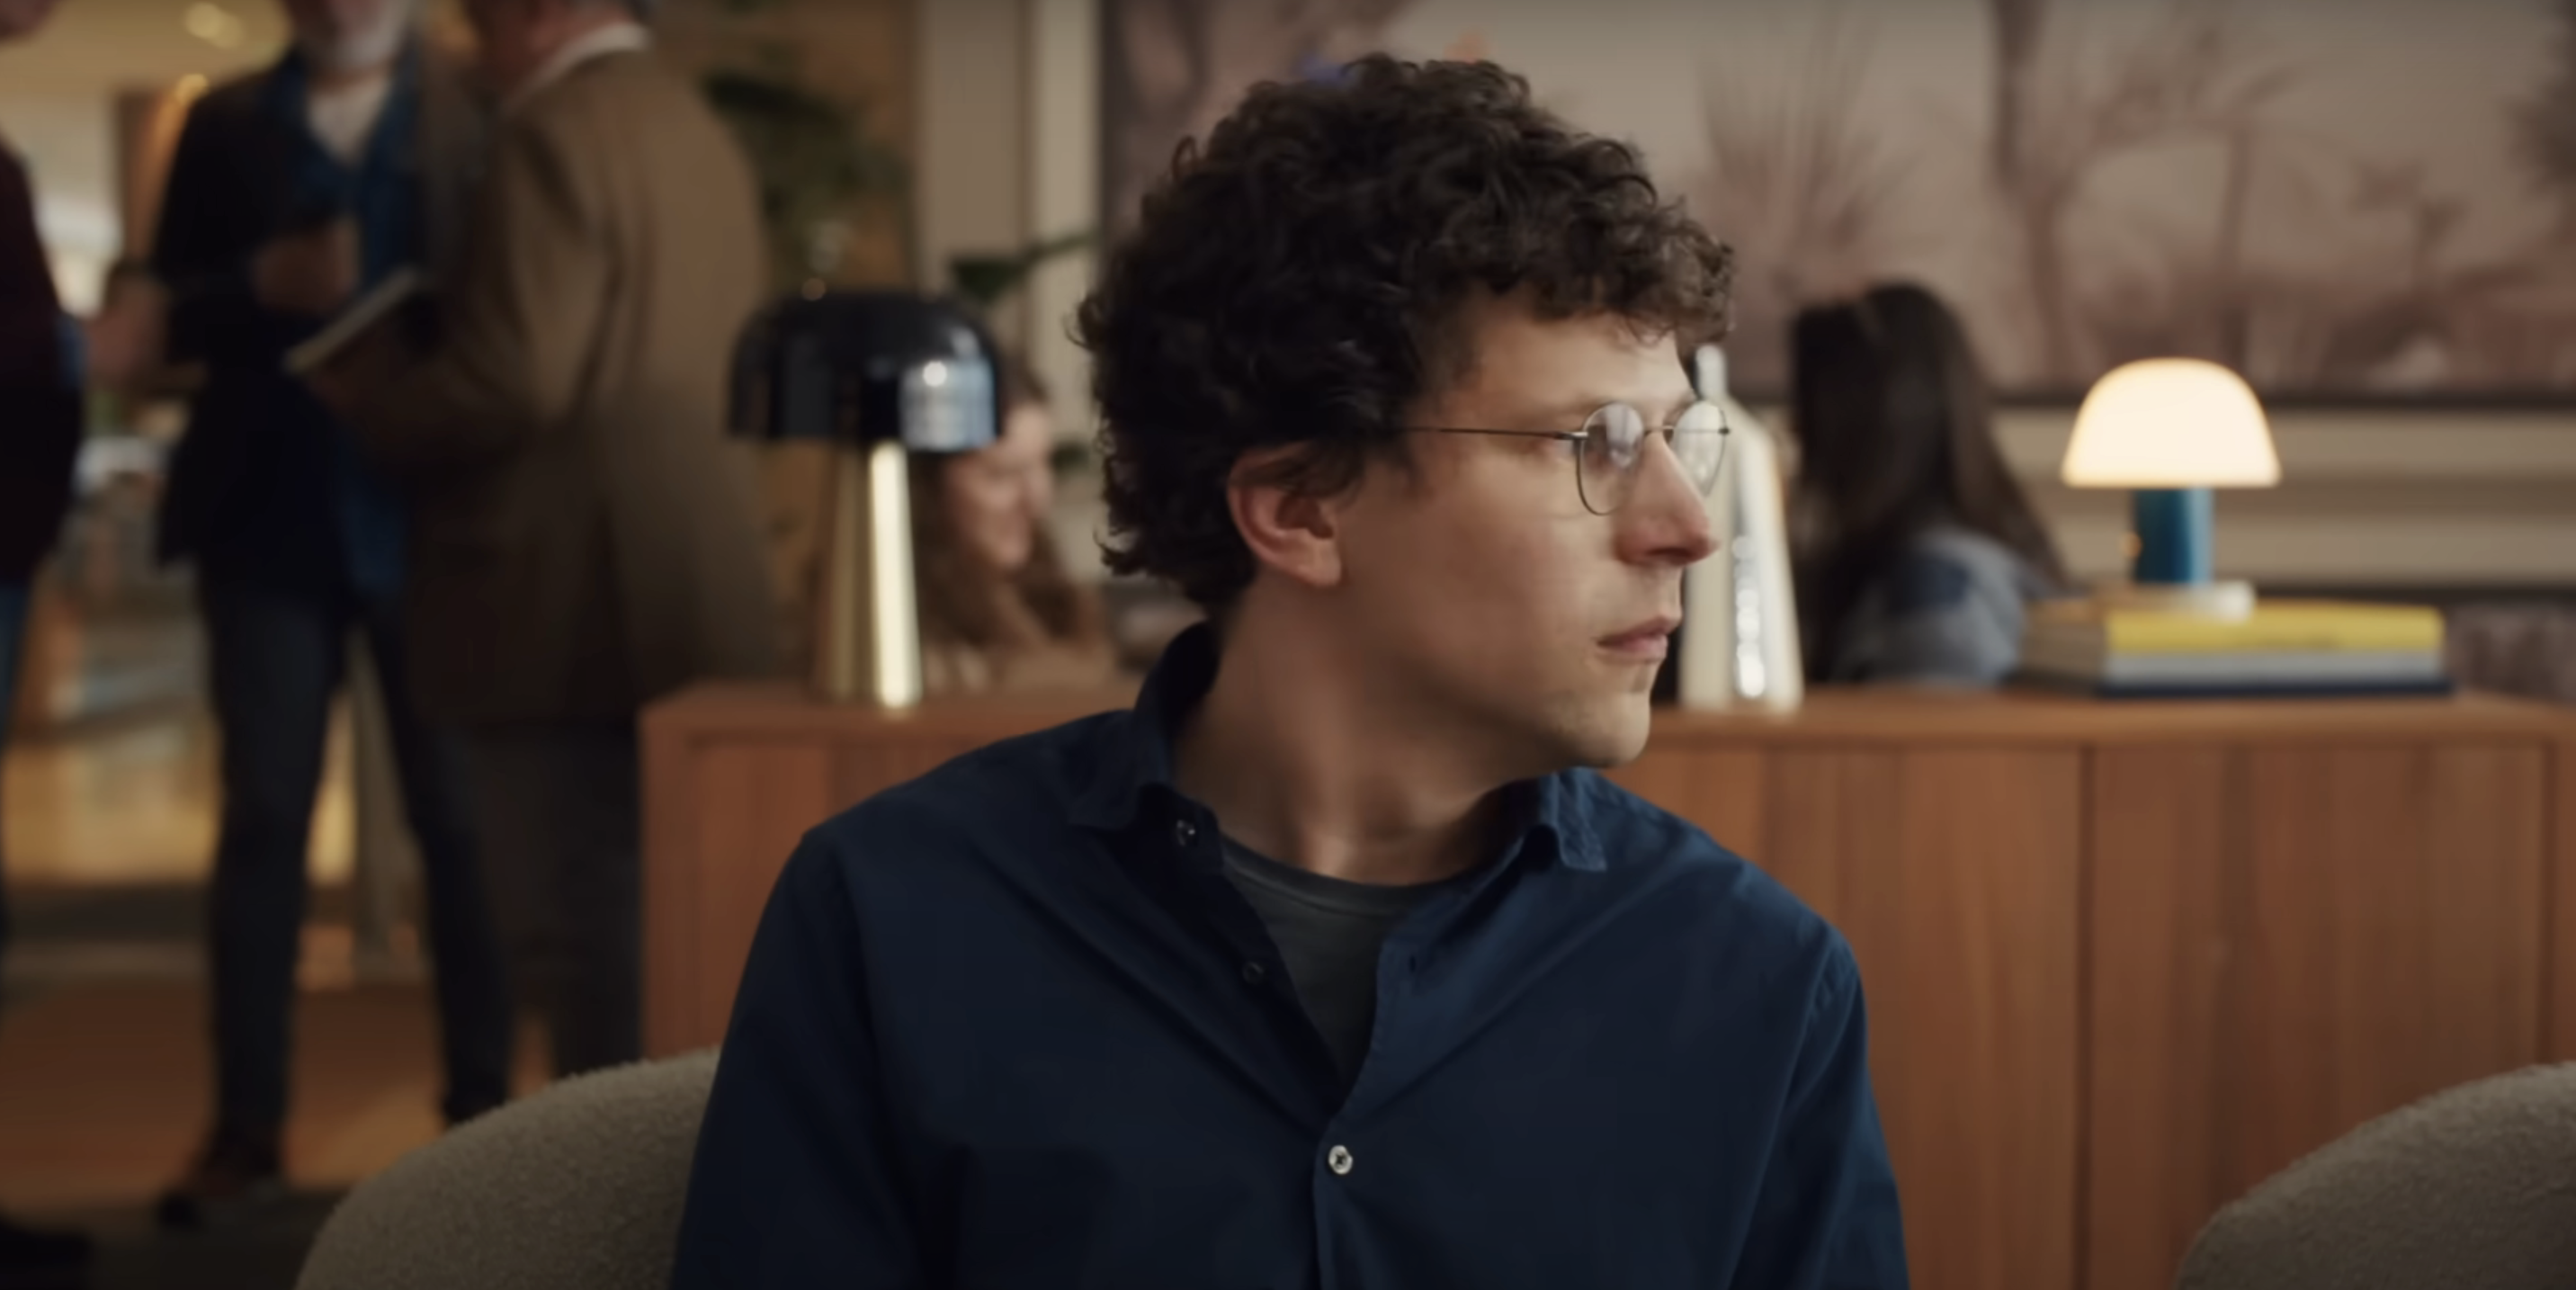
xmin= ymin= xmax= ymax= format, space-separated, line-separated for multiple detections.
xmin=1069 ymin=623 xmax=1606 ymax=873
xmin=504 ymin=20 xmax=651 ymax=115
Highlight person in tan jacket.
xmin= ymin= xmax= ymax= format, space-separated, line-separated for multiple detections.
xmin=309 ymin=0 xmax=777 ymax=1079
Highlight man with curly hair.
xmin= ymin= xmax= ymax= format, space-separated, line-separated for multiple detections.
xmin=676 ymin=56 xmax=1909 ymax=1288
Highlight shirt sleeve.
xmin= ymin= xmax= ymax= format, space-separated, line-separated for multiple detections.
xmin=149 ymin=102 xmax=292 ymax=371
xmin=1732 ymin=942 xmax=1912 ymax=1289
xmin=0 ymin=150 xmax=82 ymax=560
xmin=0 ymin=148 xmax=63 ymax=395
xmin=672 ymin=833 xmax=929 ymax=1288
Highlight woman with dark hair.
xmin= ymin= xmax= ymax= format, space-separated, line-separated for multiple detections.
xmin=1788 ymin=282 xmax=2067 ymax=685
xmin=910 ymin=352 xmax=1119 ymax=694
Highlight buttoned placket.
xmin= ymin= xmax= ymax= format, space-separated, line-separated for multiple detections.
xmin=1163 ymin=799 xmax=1562 ymax=1285
xmin=1167 ymin=800 xmax=1380 ymax=1270
xmin=1174 ymin=812 xmax=1278 ymax=999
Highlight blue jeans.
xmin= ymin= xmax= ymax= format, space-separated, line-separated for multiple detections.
xmin=0 ymin=581 xmax=27 ymax=966
xmin=199 ymin=577 xmax=514 ymax=1130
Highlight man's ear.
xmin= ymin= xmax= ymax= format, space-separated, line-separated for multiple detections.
xmin=1226 ymin=446 xmax=1346 ymax=592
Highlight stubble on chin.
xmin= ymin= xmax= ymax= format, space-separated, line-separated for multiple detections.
xmin=1528 ymin=685 xmax=1654 ymax=774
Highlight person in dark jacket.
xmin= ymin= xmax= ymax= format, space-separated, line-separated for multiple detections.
xmin=0 ymin=0 xmax=95 ymax=1276
xmin=0 ymin=0 xmax=80 ymax=744
xmin=146 ymin=0 xmax=514 ymax=1227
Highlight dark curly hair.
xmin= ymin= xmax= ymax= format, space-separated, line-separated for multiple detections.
xmin=1076 ymin=55 xmax=1735 ymax=610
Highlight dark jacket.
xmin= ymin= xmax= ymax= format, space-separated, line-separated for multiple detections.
xmin=0 ymin=141 xmax=82 ymax=584
xmin=148 ymin=47 xmax=484 ymax=586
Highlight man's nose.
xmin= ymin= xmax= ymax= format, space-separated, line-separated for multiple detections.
xmin=1614 ymin=437 xmax=1718 ymax=568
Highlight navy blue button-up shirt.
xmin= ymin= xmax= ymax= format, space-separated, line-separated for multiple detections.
xmin=675 ymin=626 xmax=1909 ymax=1288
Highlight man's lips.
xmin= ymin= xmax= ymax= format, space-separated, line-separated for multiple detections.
xmin=1599 ymin=615 xmax=1682 ymax=660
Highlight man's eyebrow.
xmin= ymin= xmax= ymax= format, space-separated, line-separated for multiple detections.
xmin=1534 ymin=397 xmax=1613 ymax=426
xmin=1467 ymin=386 xmax=1701 ymax=430
xmin=1588 ymin=392 xmax=1703 ymax=424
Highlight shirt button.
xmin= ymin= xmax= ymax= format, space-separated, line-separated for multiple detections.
xmin=1240 ymin=961 xmax=1266 ymax=986
xmin=1173 ymin=819 xmax=1198 ymax=847
xmin=1327 ymin=1144 xmax=1354 ymax=1176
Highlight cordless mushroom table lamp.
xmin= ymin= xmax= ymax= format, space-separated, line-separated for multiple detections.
xmin=729 ymin=290 xmax=1005 ymax=708
xmin=2060 ymin=357 xmax=2282 ymax=618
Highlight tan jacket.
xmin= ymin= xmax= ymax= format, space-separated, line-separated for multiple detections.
xmin=350 ymin=50 xmax=778 ymax=726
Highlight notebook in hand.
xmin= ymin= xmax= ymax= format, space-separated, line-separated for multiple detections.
xmin=283 ymin=267 xmax=423 ymax=376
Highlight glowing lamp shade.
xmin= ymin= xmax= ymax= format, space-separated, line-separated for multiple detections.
xmin=2062 ymin=358 xmax=2279 ymax=488
xmin=2060 ymin=359 xmax=2279 ymax=601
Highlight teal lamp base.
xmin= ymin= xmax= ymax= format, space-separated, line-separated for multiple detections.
xmin=2104 ymin=487 xmax=2254 ymax=619
xmin=2132 ymin=488 xmax=2212 ymax=585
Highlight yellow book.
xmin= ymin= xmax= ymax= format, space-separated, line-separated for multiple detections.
xmin=2026 ymin=598 xmax=2445 ymax=655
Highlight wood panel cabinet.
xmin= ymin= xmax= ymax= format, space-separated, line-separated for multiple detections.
xmin=2085 ymin=744 xmax=2551 ymax=1290
xmin=1772 ymin=749 xmax=2084 ymax=1290
xmin=643 ymin=684 xmax=2576 ymax=1290
xmin=2557 ymin=745 xmax=2576 ymax=1061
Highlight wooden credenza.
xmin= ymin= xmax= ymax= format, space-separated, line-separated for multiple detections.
xmin=641 ymin=684 xmax=2576 ymax=1290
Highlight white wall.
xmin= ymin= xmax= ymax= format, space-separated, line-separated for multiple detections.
xmin=0 ymin=96 xmax=121 ymax=313
xmin=913 ymin=0 xmax=1096 ymax=450
xmin=914 ymin=0 xmax=1027 ymax=298
xmin=1020 ymin=0 xmax=1098 ymax=442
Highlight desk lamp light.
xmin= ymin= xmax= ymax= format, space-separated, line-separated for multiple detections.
xmin=2060 ymin=357 xmax=2280 ymax=619
xmin=729 ymin=290 xmax=1004 ymax=708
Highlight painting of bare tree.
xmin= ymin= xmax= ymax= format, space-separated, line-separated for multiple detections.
xmin=1101 ymin=0 xmax=2576 ymax=402
xmin=1103 ymin=0 xmax=1426 ymax=237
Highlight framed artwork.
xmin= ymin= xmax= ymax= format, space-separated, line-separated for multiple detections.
xmin=1102 ymin=0 xmax=2576 ymax=404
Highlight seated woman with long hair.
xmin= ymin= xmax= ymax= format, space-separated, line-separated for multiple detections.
xmin=911 ymin=354 xmax=1122 ymax=695
xmin=1787 ymin=282 xmax=2067 ymax=685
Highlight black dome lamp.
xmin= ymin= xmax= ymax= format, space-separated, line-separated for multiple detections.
xmin=729 ymin=289 xmax=1005 ymax=707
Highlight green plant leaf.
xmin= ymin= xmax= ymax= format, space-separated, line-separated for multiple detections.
xmin=701 ymin=67 xmax=914 ymax=289
xmin=947 ymin=229 xmax=1096 ymax=310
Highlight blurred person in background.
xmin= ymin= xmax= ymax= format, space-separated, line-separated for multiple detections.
xmin=81 ymin=258 xmax=170 ymax=394
xmin=0 ymin=0 xmax=97 ymax=1276
xmin=914 ymin=352 xmax=1120 ymax=696
xmin=307 ymin=0 xmax=777 ymax=1079
xmin=146 ymin=0 xmax=514 ymax=1228
xmin=1787 ymin=282 xmax=2067 ymax=686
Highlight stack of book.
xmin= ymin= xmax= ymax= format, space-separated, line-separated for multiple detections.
xmin=2017 ymin=598 xmax=2452 ymax=699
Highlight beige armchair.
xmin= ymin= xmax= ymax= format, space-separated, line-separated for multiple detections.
xmin=2177 ymin=1062 xmax=2576 ymax=1289
xmin=296 ymin=1051 xmax=719 ymax=1290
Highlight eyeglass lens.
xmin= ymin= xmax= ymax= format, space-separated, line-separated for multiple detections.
xmin=1575 ymin=400 xmax=1730 ymax=515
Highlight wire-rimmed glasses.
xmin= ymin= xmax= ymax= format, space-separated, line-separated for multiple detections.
xmin=1409 ymin=400 xmax=1731 ymax=515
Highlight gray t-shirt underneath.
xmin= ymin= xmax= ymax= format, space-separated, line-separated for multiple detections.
xmin=1221 ymin=838 xmax=1451 ymax=1080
